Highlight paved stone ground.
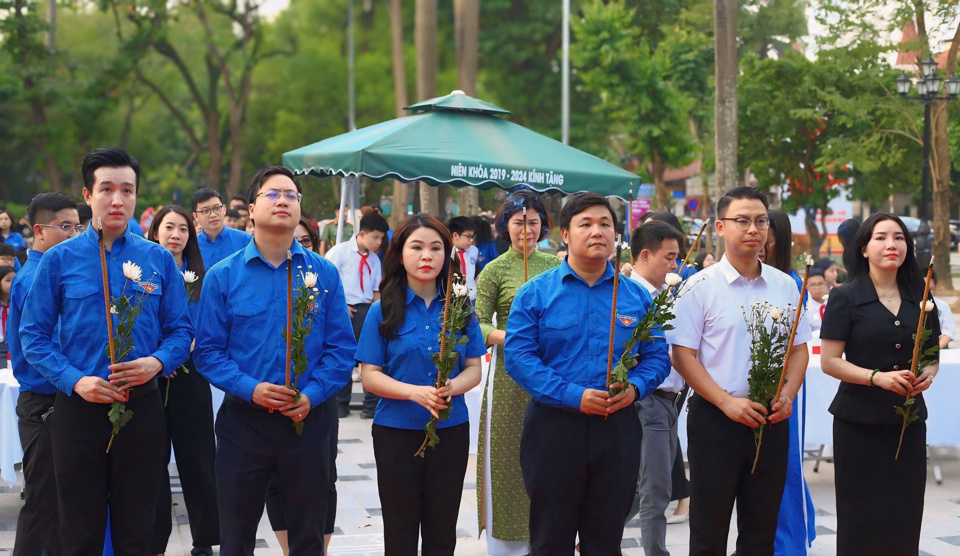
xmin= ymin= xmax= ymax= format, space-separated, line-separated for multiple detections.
xmin=3 ymin=409 xmax=960 ymax=555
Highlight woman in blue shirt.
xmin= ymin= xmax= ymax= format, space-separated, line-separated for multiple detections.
xmin=0 ymin=209 xmax=27 ymax=253
xmin=357 ymin=213 xmax=485 ymax=555
xmin=147 ymin=205 xmax=220 ymax=555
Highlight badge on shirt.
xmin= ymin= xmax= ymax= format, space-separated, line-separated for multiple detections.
xmin=617 ymin=314 xmax=637 ymax=326
xmin=136 ymin=281 xmax=158 ymax=294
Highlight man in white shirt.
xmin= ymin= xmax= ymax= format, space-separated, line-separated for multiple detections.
xmin=447 ymin=216 xmax=479 ymax=301
xmin=325 ymin=213 xmax=388 ymax=418
xmin=930 ymin=271 xmax=956 ymax=349
xmin=805 ymin=269 xmax=828 ymax=334
xmin=627 ymin=220 xmax=686 ymax=556
xmin=669 ymin=187 xmax=811 ymax=555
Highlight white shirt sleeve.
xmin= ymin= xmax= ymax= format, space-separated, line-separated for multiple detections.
xmin=666 ymin=275 xmax=707 ymax=350
xmin=371 ymin=256 xmax=382 ymax=293
xmin=936 ymin=297 xmax=956 ymax=341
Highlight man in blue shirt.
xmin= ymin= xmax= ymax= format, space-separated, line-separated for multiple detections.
xmin=194 ymin=166 xmax=356 ymax=554
xmin=505 ymin=192 xmax=671 ymax=555
xmin=20 ymin=147 xmax=194 ymax=554
xmin=8 ymin=192 xmax=79 ymax=556
xmin=192 ymin=187 xmax=252 ymax=269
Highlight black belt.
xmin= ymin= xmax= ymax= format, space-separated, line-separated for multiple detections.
xmin=126 ymin=377 xmax=159 ymax=400
xmin=653 ymin=389 xmax=682 ymax=403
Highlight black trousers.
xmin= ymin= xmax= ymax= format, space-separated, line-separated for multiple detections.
xmin=520 ymin=400 xmax=642 ymax=556
xmin=14 ymin=391 xmax=62 ymax=556
xmin=372 ymin=422 xmax=470 ymax=556
xmin=152 ymin=358 xmax=220 ymax=553
xmin=216 ymin=395 xmax=332 ymax=555
xmin=265 ymin=396 xmax=339 ymax=534
xmin=686 ymin=395 xmax=788 ymax=556
xmin=50 ymin=386 xmax=166 ymax=555
xmin=338 ymin=303 xmax=377 ymax=412
xmin=671 ymin=386 xmax=690 ymax=501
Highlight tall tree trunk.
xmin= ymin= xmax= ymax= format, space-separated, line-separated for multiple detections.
xmin=652 ymin=149 xmax=671 ymax=210
xmin=390 ymin=0 xmax=409 ymax=227
xmin=45 ymin=0 xmax=56 ymax=49
xmin=714 ymin=0 xmax=738 ymax=194
xmin=929 ymin=19 xmax=960 ymax=290
xmin=455 ymin=0 xmax=480 ymax=217
xmin=416 ymin=0 xmax=440 ymax=216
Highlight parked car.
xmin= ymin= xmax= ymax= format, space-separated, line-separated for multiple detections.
xmin=684 ymin=217 xmax=716 ymax=250
xmin=949 ymin=220 xmax=960 ymax=250
xmin=900 ymin=216 xmax=934 ymax=268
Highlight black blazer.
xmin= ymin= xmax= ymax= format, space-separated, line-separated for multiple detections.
xmin=820 ymin=272 xmax=940 ymax=425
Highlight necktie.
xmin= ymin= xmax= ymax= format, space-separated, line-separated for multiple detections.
xmin=359 ymin=252 xmax=371 ymax=292
xmin=458 ymin=250 xmax=467 ymax=274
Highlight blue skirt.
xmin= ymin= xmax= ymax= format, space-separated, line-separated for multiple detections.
xmin=774 ymin=386 xmax=816 ymax=555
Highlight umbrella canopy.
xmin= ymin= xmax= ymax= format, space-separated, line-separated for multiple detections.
xmin=282 ymin=90 xmax=640 ymax=200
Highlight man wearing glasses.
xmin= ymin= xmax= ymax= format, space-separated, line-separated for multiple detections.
xmin=194 ymin=166 xmax=355 ymax=553
xmin=192 ymin=188 xmax=252 ymax=270
xmin=669 ymin=186 xmax=810 ymax=555
xmin=7 ymin=192 xmax=79 ymax=556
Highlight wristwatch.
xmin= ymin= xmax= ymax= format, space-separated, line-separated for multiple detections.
xmin=631 ymin=383 xmax=641 ymax=400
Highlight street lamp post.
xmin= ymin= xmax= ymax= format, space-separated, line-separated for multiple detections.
xmin=897 ymin=56 xmax=960 ymax=221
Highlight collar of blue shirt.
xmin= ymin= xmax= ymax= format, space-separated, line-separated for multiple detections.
xmin=405 ymin=285 xmax=444 ymax=306
xmin=26 ymin=249 xmax=42 ymax=263
xmin=241 ymin=236 xmax=309 ymax=269
xmin=557 ymin=256 xmax=616 ymax=287
xmin=81 ymin=219 xmax=138 ymax=249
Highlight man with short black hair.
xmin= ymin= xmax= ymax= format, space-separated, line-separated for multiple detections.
xmin=627 ymin=220 xmax=686 ymax=556
xmin=194 ymin=166 xmax=355 ymax=553
xmin=447 ymin=216 xmax=479 ymax=302
xmin=0 ymin=243 xmax=17 ymax=269
xmin=8 ymin=192 xmax=79 ymax=556
xmin=192 ymin=188 xmax=251 ymax=269
xmin=225 ymin=208 xmax=242 ymax=230
xmin=229 ymin=196 xmax=247 ymax=210
xmin=670 ymin=186 xmax=810 ymax=555
xmin=21 ymin=147 xmax=193 ymax=553
xmin=506 ymin=192 xmax=671 ymax=555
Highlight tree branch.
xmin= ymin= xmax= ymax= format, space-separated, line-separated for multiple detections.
xmin=877 ymin=127 xmax=923 ymax=146
xmin=135 ymin=68 xmax=204 ymax=152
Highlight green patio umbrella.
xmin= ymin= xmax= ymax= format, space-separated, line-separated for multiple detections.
xmin=282 ymin=90 xmax=641 ymax=241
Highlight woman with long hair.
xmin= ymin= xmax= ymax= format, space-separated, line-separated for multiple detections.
xmin=147 ymin=205 xmax=220 ymax=555
xmin=820 ymin=213 xmax=939 ymax=554
xmin=475 ymin=190 xmax=560 ymax=555
xmin=760 ymin=209 xmax=817 ymax=555
xmin=357 ymin=214 xmax=485 ymax=555
xmin=0 ymin=210 xmax=26 ymax=252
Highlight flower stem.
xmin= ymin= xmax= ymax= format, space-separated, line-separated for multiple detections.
xmin=751 ymin=428 xmax=764 ymax=475
xmin=895 ymin=419 xmax=908 ymax=461
xmin=106 ymin=433 xmax=116 ymax=454
xmin=164 ymin=377 xmax=171 ymax=407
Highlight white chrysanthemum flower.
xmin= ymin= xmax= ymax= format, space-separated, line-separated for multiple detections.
xmin=822 ymin=294 xmax=829 ymax=303
xmin=925 ymin=300 xmax=935 ymax=312
xmin=181 ymin=270 xmax=198 ymax=284
xmin=806 ymin=255 xmax=815 ymax=266
xmin=110 ymin=305 xmax=118 ymax=315
xmin=771 ymin=307 xmax=782 ymax=322
xmin=303 ymin=272 xmax=318 ymax=289
xmin=453 ymin=282 xmax=469 ymax=297
xmin=665 ymin=273 xmax=682 ymax=287
xmin=123 ymin=261 xmax=142 ymax=282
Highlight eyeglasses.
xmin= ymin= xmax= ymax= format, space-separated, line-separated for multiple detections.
xmin=195 ymin=204 xmax=225 ymax=217
xmin=297 ymin=236 xmax=314 ymax=248
xmin=719 ymin=217 xmax=769 ymax=231
xmin=38 ymin=223 xmax=83 ymax=235
xmin=256 ymin=190 xmax=303 ymax=204
xmin=461 ymin=233 xmax=476 ymax=241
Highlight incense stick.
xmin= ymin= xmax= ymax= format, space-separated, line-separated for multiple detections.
xmin=436 ymin=253 xmax=457 ymax=389
xmin=522 ymin=206 xmax=528 ymax=282
xmin=677 ymin=219 xmax=709 ymax=276
xmin=606 ymin=236 xmax=622 ymax=392
xmin=774 ymin=257 xmax=812 ymax=403
xmin=896 ymin=256 xmax=936 ymax=460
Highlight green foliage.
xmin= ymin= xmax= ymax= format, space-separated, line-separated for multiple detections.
xmin=281 ymin=264 xmax=325 ymax=435
xmin=416 ymin=274 xmax=473 ymax=457
xmin=608 ymin=278 xmax=684 ymax=396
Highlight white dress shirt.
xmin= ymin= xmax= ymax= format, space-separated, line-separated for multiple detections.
xmin=454 ymin=245 xmax=479 ymax=301
xmin=806 ymin=298 xmax=825 ymax=333
xmin=628 ymin=272 xmax=685 ymax=393
xmin=934 ymin=296 xmax=956 ymax=342
xmin=667 ymin=254 xmax=811 ymax=398
xmin=324 ymin=237 xmax=382 ymax=306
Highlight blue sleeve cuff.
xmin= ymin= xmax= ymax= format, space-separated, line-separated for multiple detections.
xmin=301 ymin=383 xmax=325 ymax=407
xmin=237 ymin=375 xmax=262 ymax=403
xmin=561 ymin=383 xmax=586 ymax=411
xmin=59 ymin=367 xmax=87 ymax=396
xmin=152 ymin=350 xmax=176 ymax=377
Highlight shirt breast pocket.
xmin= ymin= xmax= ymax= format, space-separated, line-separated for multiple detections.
xmin=614 ymin=317 xmax=639 ymax=353
xmin=62 ymin=282 xmax=101 ymax=318
xmin=229 ymin=296 xmax=271 ymax=351
xmin=132 ymin=280 xmax=163 ymax=314
xmin=540 ymin=314 xmax=578 ymax=355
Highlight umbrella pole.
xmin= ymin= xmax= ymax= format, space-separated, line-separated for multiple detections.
xmin=627 ymin=190 xmax=633 ymax=241
xmin=336 ymin=177 xmax=349 ymax=245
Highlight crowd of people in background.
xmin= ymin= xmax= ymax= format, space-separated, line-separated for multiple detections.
xmin=0 ymin=146 xmax=955 ymax=556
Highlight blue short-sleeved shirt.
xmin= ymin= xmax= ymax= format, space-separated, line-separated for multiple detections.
xmin=20 ymin=225 xmax=194 ymax=395
xmin=7 ymin=250 xmax=56 ymax=395
xmin=505 ymin=259 xmax=671 ymax=410
xmin=2 ymin=231 xmax=26 ymax=253
xmin=197 ymin=226 xmax=252 ymax=271
xmin=356 ymin=287 xmax=487 ymax=430
xmin=193 ymin=240 xmax=356 ymax=405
